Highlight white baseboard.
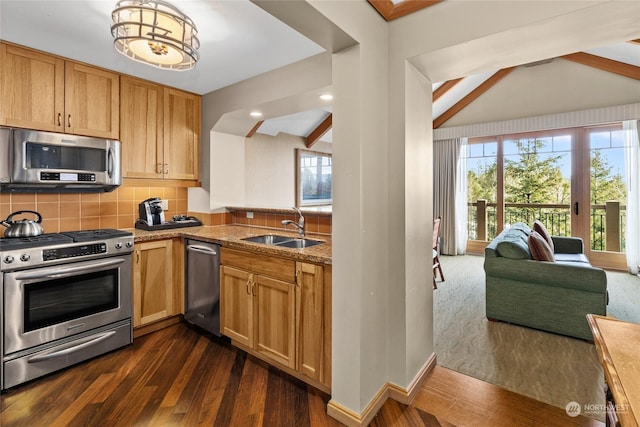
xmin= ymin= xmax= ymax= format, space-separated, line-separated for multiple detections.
xmin=327 ymin=352 xmax=437 ymax=426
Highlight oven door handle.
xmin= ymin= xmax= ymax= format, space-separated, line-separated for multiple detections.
xmin=27 ymin=331 xmax=116 ymax=363
xmin=15 ymin=258 xmax=126 ymax=281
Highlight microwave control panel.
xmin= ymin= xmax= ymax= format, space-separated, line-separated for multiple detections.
xmin=40 ymin=172 xmax=96 ymax=182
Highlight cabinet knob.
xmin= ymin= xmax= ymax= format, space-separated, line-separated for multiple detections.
xmin=67 ymin=114 xmax=71 ymax=128
xmin=57 ymin=113 xmax=62 ymax=127
xmin=157 ymin=163 xmax=163 ymax=174
xmin=163 ymin=163 xmax=169 ymax=174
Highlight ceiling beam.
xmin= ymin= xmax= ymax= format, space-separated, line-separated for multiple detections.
xmin=562 ymin=52 xmax=640 ymax=80
xmin=629 ymin=39 xmax=640 ymax=45
xmin=246 ymin=120 xmax=264 ymax=138
xmin=433 ymin=67 xmax=516 ymax=129
xmin=368 ymin=0 xmax=441 ymax=21
xmin=306 ymin=114 xmax=332 ymax=148
xmin=432 ymin=78 xmax=463 ymax=102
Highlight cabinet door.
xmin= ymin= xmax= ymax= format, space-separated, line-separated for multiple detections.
xmin=0 ymin=43 xmax=64 ymax=132
xmin=295 ymin=262 xmax=324 ymax=381
xmin=120 ymin=76 xmax=164 ymax=178
xmin=163 ymin=88 xmax=200 ymax=180
xmin=254 ymin=274 xmax=295 ymax=369
xmin=220 ymin=265 xmax=253 ymax=347
xmin=64 ymin=61 xmax=119 ymax=138
xmin=133 ymin=240 xmax=174 ymax=327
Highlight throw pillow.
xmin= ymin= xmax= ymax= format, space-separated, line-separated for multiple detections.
xmin=528 ymin=231 xmax=555 ymax=262
xmin=533 ymin=220 xmax=554 ymax=253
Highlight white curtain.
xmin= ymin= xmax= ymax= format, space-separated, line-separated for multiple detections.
xmin=623 ymin=120 xmax=640 ymax=275
xmin=455 ymin=138 xmax=468 ymax=254
xmin=433 ymin=138 xmax=467 ymax=255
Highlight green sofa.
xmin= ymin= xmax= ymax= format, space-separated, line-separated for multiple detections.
xmin=484 ymin=223 xmax=607 ymax=340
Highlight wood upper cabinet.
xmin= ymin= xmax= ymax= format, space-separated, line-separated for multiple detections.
xmin=220 ymin=248 xmax=329 ymax=388
xmin=120 ymin=77 xmax=200 ymax=181
xmin=0 ymin=43 xmax=64 ymax=132
xmin=0 ymin=42 xmax=119 ymax=138
xmin=133 ymin=239 xmax=180 ymax=328
xmin=163 ymin=88 xmax=200 ymax=180
xmin=64 ymin=61 xmax=119 ymax=139
xmin=120 ymin=76 xmax=163 ymax=179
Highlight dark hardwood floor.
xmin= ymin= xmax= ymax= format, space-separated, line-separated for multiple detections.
xmin=0 ymin=322 xmax=603 ymax=427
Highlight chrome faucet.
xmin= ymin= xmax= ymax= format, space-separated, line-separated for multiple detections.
xmin=282 ymin=207 xmax=305 ymax=237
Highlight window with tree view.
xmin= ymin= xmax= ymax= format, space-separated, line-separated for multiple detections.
xmin=465 ymin=124 xmax=627 ymax=259
xmin=503 ymin=135 xmax=572 ymax=236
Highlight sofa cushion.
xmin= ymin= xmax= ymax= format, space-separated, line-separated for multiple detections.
xmin=496 ymin=233 xmax=532 ymax=259
xmin=555 ymin=253 xmax=590 ymax=264
xmin=533 ymin=220 xmax=554 ymax=253
xmin=528 ymin=231 xmax=555 ymax=261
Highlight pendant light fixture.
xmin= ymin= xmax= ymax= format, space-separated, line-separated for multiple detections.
xmin=111 ymin=0 xmax=199 ymax=71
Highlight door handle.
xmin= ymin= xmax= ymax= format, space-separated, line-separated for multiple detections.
xmin=573 ymin=202 xmax=579 ymax=215
xmin=187 ymin=245 xmax=217 ymax=256
xmin=15 ymin=258 xmax=126 ymax=280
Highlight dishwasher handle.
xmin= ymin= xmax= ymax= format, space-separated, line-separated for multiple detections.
xmin=186 ymin=244 xmax=218 ymax=256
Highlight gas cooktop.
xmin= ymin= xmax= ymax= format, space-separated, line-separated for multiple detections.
xmin=0 ymin=229 xmax=132 ymax=250
xmin=0 ymin=229 xmax=135 ymax=272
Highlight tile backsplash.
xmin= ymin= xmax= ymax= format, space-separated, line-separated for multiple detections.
xmin=0 ymin=184 xmax=190 ymax=234
xmin=0 ymin=186 xmax=332 ymax=235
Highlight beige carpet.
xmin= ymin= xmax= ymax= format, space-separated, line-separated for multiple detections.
xmin=433 ymin=254 xmax=640 ymax=423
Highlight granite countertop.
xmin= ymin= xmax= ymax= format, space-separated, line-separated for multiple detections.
xmin=128 ymin=225 xmax=331 ymax=265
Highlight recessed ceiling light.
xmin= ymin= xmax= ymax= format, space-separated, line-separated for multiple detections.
xmin=250 ymin=111 xmax=263 ymax=117
xmin=320 ymin=94 xmax=333 ymax=101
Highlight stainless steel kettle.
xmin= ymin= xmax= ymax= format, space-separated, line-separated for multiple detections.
xmin=2 ymin=210 xmax=45 ymax=238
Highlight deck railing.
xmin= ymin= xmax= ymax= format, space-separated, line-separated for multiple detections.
xmin=467 ymin=200 xmax=627 ymax=252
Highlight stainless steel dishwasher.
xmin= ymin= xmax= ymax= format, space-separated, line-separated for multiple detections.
xmin=184 ymin=240 xmax=221 ymax=336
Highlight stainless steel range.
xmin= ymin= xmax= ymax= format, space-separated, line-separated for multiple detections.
xmin=0 ymin=229 xmax=133 ymax=390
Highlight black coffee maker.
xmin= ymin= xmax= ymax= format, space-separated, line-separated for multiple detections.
xmin=138 ymin=197 xmax=165 ymax=226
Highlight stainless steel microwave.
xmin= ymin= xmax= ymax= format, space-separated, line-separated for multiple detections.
xmin=0 ymin=127 xmax=121 ymax=192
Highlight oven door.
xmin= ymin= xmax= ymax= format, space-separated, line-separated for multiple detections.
xmin=3 ymin=255 xmax=132 ymax=355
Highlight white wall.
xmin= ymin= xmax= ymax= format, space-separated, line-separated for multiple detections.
xmin=443 ymin=58 xmax=640 ymax=127
xmin=209 ymin=131 xmax=245 ymax=211
xmin=244 ymin=132 xmax=331 ymax=207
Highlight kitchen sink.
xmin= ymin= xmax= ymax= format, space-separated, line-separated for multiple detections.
xmin=242 ymin=235 xmax=323 ymax=249
xmin=242 ymin=234 xmax=293 ymax=245
xmin=276 ymin=238 xmax=322 ymax=249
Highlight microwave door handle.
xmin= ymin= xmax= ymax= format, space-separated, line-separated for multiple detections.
xmin=27 ymin=331 xmax=117 ymax=363
xmin=107 ymin=147 xmax=114 ymax=178
xmin=14 ymin=258 xmax=126 ymax=281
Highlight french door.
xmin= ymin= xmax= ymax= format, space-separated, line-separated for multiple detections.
xmin=573 ymin=125 xmax=627 ymax=270
xmin=466 ymin=124 xmax=627 ymax=270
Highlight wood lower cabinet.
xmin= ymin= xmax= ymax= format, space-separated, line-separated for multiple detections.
xmin=296 ymin=262 xmax=324 ymax=381
xmin=220 ymin=248 xmax=330 ymax=390
xmin=0 ymin=42 xmax=119 ymax=138
xmin=133 ymin=239 xmax=184 ymax=329
xmin=120 ymin=76 xmax=200 ymax=181
xmin=220 ymin=265 xmax=253 ymax=346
